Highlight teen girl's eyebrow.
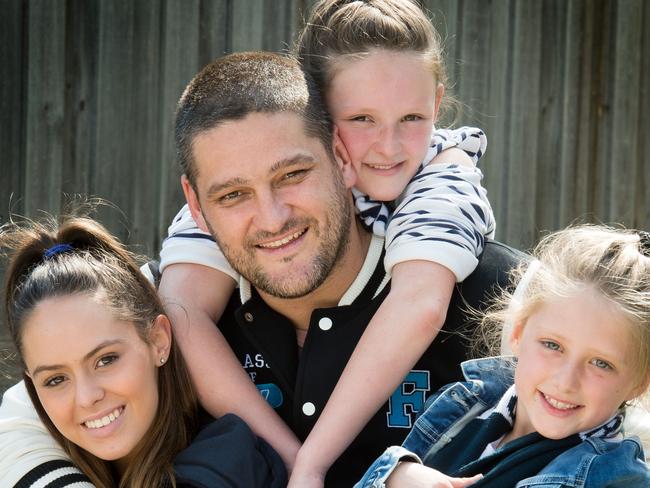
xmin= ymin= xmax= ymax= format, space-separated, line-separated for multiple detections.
xmin=31 ymin=339 xmax=124 ymax=378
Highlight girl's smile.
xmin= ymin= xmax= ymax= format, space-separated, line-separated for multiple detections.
xmin=22 ymin=294 xmax=165 ymax=465
xmin=509 ymin=289 xmax=645 ymax=441
xmin=327 ymin=49 xmax=442 ymax=202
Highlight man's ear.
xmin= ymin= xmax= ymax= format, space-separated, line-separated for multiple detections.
xmin=149 ymin=314 xmax=173 ymax=366
xmin=332 ymin=127 xmax=357 ymax=189
xmin=181 ymin=174 xmax=210 ymax=233
xmin=433 ymin=83 xmax=445 ymax=123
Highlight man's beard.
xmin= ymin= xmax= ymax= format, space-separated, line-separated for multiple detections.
xmin=204 ymin=182 xmax=352 ymax=299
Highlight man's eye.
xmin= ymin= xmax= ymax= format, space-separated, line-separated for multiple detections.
xmin=350 ymin=115 xmax=370 ymax=122
xmin=96 ymin=354 xmax=118 ymax=368
xmin=541 ymin=340 xmax=561 ymax=351
xmin=402 ymin=114 xmax=422 ymax=122
xmin=284 ymin=169 xmax=306 ymax=180
xmin=44 ymin=375 xmax=66 ymax=388
xmin=219 ymin=191 xmax=243 ymax=203
xmin=591 ymin=358 xmax=613 ymax=370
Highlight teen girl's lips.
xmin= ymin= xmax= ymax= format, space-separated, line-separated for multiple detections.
xmin=256 ymin=228 xmax=308 ymax=250
xmin=82 ymin=406 xmax=124 ymax=430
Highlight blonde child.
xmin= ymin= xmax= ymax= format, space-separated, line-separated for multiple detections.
xmin=159 ymin=0 xmax=495 ymax=482
xmin=356 ymin=225 xmax=650 ymax=487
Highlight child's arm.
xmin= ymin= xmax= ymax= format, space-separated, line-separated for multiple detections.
xmin=386 ymin=462 xmax=481 ymax=488
xmin=291 ymin=131 xmax=494 ymax=486
xmin=158 ymin=207 xmax=300 ymax=471
xmin=290 ymin=260 xmax=454 ymax=488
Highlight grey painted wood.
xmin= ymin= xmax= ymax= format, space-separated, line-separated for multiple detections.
xmin=24 ymin=1 xmax=66 ymax=216
xmin=158 ymin=0 xmax=202 ymax=246
xmin=0 ymin=0 xmax=25 ymax=223
xmin=609 ymin=0 xmax=643 ymax=227
xmin=1 ymin=0 xmax=649 ymax=396
xmin=640 ymin=0 xmax=650 ymax=228
xmin=504 ymin=1 xmax=543 ymax=249
xmin=231 ymin=0 xmax=265 ymax=51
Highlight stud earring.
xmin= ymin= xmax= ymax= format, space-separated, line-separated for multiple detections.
xmin=160 ymin=357 xmax=166 ymax=365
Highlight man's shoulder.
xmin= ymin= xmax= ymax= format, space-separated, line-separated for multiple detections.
xmin=458 ymin=240 xmax=530 ymax=308
xmin=479 ymin=239 xmax=529 ymax=271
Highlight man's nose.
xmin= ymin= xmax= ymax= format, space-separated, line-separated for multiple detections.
xmin=253 ymin=192 xmax=291 ymax=234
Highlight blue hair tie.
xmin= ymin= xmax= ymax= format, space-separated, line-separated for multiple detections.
xmin=43 ymin=243 xmax=75 ymax=259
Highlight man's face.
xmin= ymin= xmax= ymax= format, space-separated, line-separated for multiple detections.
xmin=184 ymin=112 xmax=356 ymax=299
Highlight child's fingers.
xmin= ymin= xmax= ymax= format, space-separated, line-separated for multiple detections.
xmin=449 ymin=473 xmax=483 ymax=487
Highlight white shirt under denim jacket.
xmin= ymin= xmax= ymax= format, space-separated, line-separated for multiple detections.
xmin=355 ymin=357 xmax=650 ymax=488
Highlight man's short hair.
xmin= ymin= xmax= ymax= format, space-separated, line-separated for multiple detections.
xmin=175 ymin=51 xmax=333 ymax=189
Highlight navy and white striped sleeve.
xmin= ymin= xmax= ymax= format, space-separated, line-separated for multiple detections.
xmin=0 ymin=382 xmax=95 ymax=487
xmin=13 ymin=460 xmax=94 ymax=488
xmin=159 ymin=204 xmax=239 ymax=282
xmin=358 ymin=126 xmax=496 ymax=281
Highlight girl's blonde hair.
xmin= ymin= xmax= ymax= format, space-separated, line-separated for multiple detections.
xmin=1 ymin=210 xmax=197 ymax=488
xmin=294 ymin=0 xmax=454 ymax=118
xmin=480 ymin=225 xmax=650 ymax=390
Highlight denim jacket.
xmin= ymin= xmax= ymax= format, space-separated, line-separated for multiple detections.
xmin=355 ymin=357 xmax=650 ymax=488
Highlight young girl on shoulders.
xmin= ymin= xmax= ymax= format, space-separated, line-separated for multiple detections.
xmin=0 ymin=212 xmax=286 ymax=488
xmin=159 ymin=0 xmax=495 ymax=483
xmin=357 ymin=225 xmax=650 ymax=488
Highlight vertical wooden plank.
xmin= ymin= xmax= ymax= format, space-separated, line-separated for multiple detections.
xmin=592 ymin=0 xmax=614 ymax=224
xmin=262 ymin=0 xmax=301 ymax=53
xmin=128 ymin=0 xmax=163 ymax=256
xmin=0 ymin=0 xmax=25 ymax=222
xmin=608 ymin=0 xmax=643 ymax=227
xmin=637 ymin=0 xmax=650 ymax=230
xmin=24 ymin=0 xmax=66 ymax=216
xmin=92 ymin=0 xmax=136 ymax=243
xmin=572 ymin=0 xmax=606 ymax=225
xmin=535 ymin=0 xmax=567 ymax=231
xmin=504 ymin=0 xmax=543 ymax=249
xmin=62 ymin=0 xmax=99 ymax=198
xmin=199 ymin=0 xmax=229 ymax=65
xmin=452 ymin=0 xmax=492 ymax=126
xmin=0 ymin=0 xmax=24 ymax=394
xmin=558 ymin=0 xmax=587 ymax=225
xmin=157 ymin=0 xmax=201 ymax=249
xmin=482 ymin=0 xmax=512 ymax=243
xmin=231 ymin=0 xmax=265 ymax=51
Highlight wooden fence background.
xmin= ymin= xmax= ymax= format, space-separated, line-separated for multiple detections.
xmin=1 ymin=0 xmax=648 ymax=393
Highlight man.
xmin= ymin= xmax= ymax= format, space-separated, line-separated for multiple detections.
xmin=0 ymin=52 xmax=520 ymax=487
xmin=174 ymin=52 xmax=521 ymax=485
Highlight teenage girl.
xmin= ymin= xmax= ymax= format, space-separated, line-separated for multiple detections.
xmin=357 ymin=225 xmax=650 ymax=488
xmin=0 ymin=214 xmax=286 ymax=488
xmin=158 ymin=0 xmax=495 ymax=484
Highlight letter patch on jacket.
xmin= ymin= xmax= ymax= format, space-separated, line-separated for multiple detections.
xmin=256 ymin=383 xmax=283 ymax=409
xmin=386 ymin=370 xmax=430 ymax=428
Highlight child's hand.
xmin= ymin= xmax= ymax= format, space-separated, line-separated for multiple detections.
xmin=287 ymin=468 xmax=325 ymax=488
xmin=386 ymin=462 xmax=482 ymax=488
